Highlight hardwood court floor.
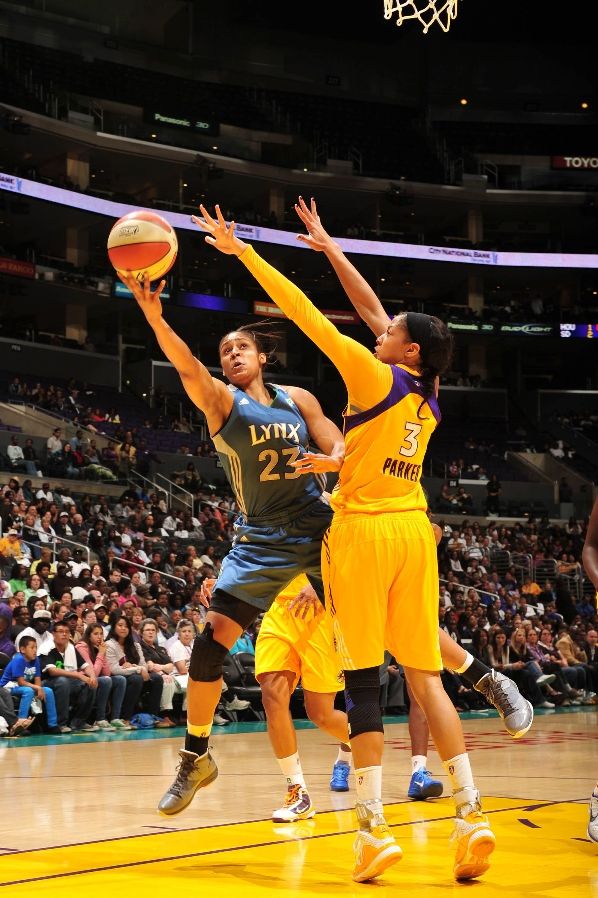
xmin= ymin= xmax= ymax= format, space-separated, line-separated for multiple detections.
xmin=1 ymin=709 xmax=596 ymax=897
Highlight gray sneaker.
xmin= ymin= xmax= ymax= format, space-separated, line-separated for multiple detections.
xmin=157 ymin=750 xmax=218 ymax=816
xmin=474 ymin=669 xmax=533 ymax=738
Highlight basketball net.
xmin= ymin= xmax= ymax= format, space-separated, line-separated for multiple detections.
xmin=384 ymin=0 xmax=459 ymax=33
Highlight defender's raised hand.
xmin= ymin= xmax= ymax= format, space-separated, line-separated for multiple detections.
xmin=295 ymin=196 xmax=340 ymax=253
xmin=192 ymin=204 xmax=248 ymax=256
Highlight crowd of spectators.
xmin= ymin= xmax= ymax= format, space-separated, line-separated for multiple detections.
xmin=2 ymin=375 xmax=219 ymax=483
xmin=0 ymin=472 xmax=253 ymax=735
xmin=554 ymin=411 xmax=598 ymax=445
xmin=433 ymin=516 xmax=597 ymax=711
xmin=0 ymin=467 xmax=595 ymax=737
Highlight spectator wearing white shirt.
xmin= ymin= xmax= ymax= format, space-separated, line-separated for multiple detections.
xmin=35 ymin=512 xmax=56 ymax=545
xmin=46 ymin=428 xmax=63 ymax=457
xmin=130 ymin=538 xmax=150 ymax=565
xmin=463 ymin=537 xmax=483 ymax=561
xmin=6 ymin=436 xmax=37 ymax=476
xmin=162 ymin=513 xmax=177 ymax=533
xmin=35 ymin=483 xmax=54 ymax=503
xmin=448 ymin=530 xmax=466 ymax=551
xmin=449 ymin=551 xmax=464 ymax=573
xmin=15 ymin=609 xmax=55 ymax=653
xmin=167 ymin=620 xmax=194 ymax=674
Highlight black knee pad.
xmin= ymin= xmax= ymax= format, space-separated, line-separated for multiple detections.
xmin=344 ymin=666 xmax=384 ymax=739
xmin=188 ymin=623 xmax=230 ymax=683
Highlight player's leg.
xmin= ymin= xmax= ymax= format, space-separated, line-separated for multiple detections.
xmin=403 ymin=667 xmax=495 ymax=879
xmin=323 ymin=519 xmax=402 ymax=883
xmin=295 ymin=601 xmax=352 ymax=792
xmin=388 ymin=517 xmax=494 ymax=882
xmin=158 ymin=595 xmax=258 ymax=816
xmin=255 ymin=587 xmax=318 ymax=822
xmin=302 ymin=690 xmax=352 ymax=792
xmin=439 ymin=629 xmax=533 ymax=738
xmin=406 ymin=679 xmax=443 ymax=800
xmin=258 ymin=669 xmax=316 ymax=822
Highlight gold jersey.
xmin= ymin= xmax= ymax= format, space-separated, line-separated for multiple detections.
xmin=240 ymin=246 xmax=440 ymax=516
xmin=332 ymin=363 xmax=439 ymax=515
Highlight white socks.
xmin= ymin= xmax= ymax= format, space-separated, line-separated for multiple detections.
xmin=336 ymin=745 xmax=352 ymax=767
xmin=442 ymin=752 xmax=478 ymax=810
xmin=277 ymin=752 xmax=306 ymax=788
xmin=355 ymin=765 xmax=382 ymax=804
xmin=412 ymin=754 xmax=427 ymax=773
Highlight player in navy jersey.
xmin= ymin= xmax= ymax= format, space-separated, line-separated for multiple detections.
xmin=119 ymin=272 xmax=344 ymax=817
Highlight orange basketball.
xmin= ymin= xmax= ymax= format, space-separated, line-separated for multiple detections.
xmin=107 ymin=210 xmax=178 ymax=282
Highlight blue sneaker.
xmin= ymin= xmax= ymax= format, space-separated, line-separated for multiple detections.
xmin=330 ymin=760 xmax=351 ymax=792
xmin=408 ymin=768 xmax=443 ymax=800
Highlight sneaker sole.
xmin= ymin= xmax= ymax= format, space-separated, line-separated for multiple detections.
xmin=506 ymin=699 xmax=534 ymax=739
xmin=454 ymin=831 xmax=495 ymax=880
xmin=352 ymin=844 xmax=403 ymax=882
xmin=158 ymin=766 xmax=219 ymax=817
xmin=408 ymin=783 xmax=443 ymax=800
xmin=272 ymin=808 xmax=316 ymax=823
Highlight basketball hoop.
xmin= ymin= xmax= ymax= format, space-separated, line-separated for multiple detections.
xmin=384 ymin=0 xmax=459 ymax=33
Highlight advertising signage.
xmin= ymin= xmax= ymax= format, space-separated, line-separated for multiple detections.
xmin=147 ymin=112 xmax=218 ymax=136
xmin=551 ymin=156 xmax=598 ymax=170
xmin=113 ymin=280 xmax=171 ymax=300
xmin=448 ymin=322 xmax=494 ymax=333
xmin=253 ymin=301 xmax=360 ymax=325
xmin=447 ymin=322 xmax=556 ymax=336
xmin=0 ymin=257 xmax=35 ymax=278
xmin=560 ymin=323 xmax=598 ymax=338
xmin=498 ymin=323 xmax=555 ymax=336
xmin=6 ymin=170 xmax=598 ymax=269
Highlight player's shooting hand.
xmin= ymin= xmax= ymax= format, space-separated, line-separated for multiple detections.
xmin=199 ymin=577 xmax=217 ymax=608
xmin=287 ymin=584 xmax=323 ymax=620
xmin=290 ymin=450 xmax=343 ymax=475
xmin=192 ymin=204 xmax=248 ymax=256
xmin=295 ymin=197 xmax=339 ymax=254
xmin=118 ymin=272 xmax=165 ymax=326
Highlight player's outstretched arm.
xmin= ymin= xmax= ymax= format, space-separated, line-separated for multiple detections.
xmin=287 ymin=388 xmax=345 ymax=475
xmin=294 ymin=196 xmax=389 ymax=338
xmin=582 ymin=497 xmax=598 ymax=589
xmin=119 ymin=273 xmax=231 ymax=431
xmin=194 ymin=204 xmax=392 ymax=410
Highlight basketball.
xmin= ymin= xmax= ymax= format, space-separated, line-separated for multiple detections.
xmin=107 ymin=210 xmax=178 ymax=282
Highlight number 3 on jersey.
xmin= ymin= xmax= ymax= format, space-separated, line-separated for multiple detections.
xmin=399 ymin=422 xmax=422 ymax=458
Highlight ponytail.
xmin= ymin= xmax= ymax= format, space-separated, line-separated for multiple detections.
xmin=416 ymin=366 xmax=440 ymax=419
xmin=405 ymin=313 xmax=453 ymax=419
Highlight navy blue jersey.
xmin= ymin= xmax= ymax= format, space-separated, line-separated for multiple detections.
xmin=212 ymin=384 xmax=325 ymax=524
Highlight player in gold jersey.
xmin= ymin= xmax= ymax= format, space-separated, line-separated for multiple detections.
xmin=292 ymin=199 xmax=532 ymax=795
xmin=202 ymin=570 xmax=350 ymax=823
xmin=195 ymin=204 xmax=496 ymax=884
xmin=254 ymin=575 xmax=350 ymax=820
